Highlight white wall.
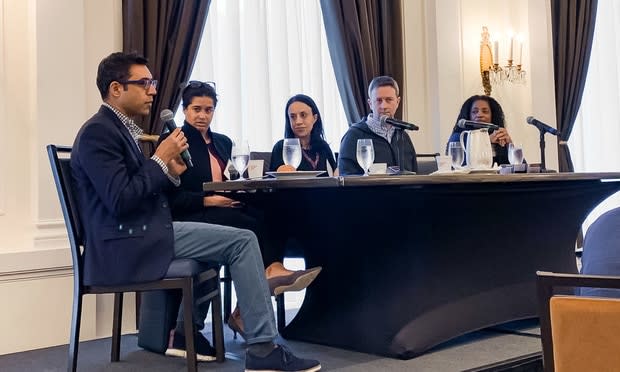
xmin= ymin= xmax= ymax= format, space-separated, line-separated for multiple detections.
xmin=403 ymin=0 xmax=558 ymax=170
xmin=0 ymin=0 xmax=558 ymax=354
xmin=0 ymin=0 xmax=132 ymax=355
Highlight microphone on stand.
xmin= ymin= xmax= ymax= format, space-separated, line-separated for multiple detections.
xmin=380 ymin=115 xmax=420 ymax=131
xmin=379 ymin=115 xmax=418 ymax=175
xmin=456 ymin=119 xmax=499 ymax=130
xmin=526 ymin=116 xmax=560 ymax=136
xmin=160 ymin=109 xmax=194 ymax=168
xmin=526 ymin=116 xmax=559 ymax=173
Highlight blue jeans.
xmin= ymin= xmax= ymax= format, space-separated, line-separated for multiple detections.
xmin=173 ymin=221 xmax=277 ymax=344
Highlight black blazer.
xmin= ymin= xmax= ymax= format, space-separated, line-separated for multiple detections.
xmin=71 ymin=106 xmax=175 ymax=286
xmin=161 ymin=123 xmax=233 ymax=219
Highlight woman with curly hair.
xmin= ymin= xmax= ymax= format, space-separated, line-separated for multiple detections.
xmin=447 ymin=95 xmax=513 ymax=165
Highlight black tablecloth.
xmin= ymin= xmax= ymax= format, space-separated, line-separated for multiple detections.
xmin=205 ymin=173 xmax=620 ymax=358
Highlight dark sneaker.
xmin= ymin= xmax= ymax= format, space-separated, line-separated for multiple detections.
xmin=268 ymin=266 xmax=322 ymax=296
xmin=245 ymin=345 xmax=321 ymax=372
xmin=165 ymin=330 xmax=217 ymax=362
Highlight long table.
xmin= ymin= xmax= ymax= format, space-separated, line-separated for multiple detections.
xmin=204 ymin=173 xmax=620 ymax=358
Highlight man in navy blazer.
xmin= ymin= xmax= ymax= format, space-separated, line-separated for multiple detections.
xmin=71 ymin=52 xmax=320 ymax=372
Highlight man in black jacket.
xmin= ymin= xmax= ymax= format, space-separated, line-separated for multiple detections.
xmin=338 ymin=76 xmax=417 ymax=175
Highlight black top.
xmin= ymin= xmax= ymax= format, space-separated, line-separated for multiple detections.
xmin=160 ymin=122 xmax=233 ymax=219
xmin=269 ymin=139 xmax=337 ymax=173
xmin=338 ymin=118 xmax=418 ymax=175
xmin=447 ymin=128 xmax=509 ymax=166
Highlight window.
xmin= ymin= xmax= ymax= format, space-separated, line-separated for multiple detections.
xmin=176 ymin=0 xmax=348 ymax=153
xmin=570 ymin=0 xmax=620 ymax=232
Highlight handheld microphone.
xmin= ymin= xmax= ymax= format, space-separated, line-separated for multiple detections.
xmin=526 ymin=116 xmax=560 ymax=136
xmin=457 ymin=118 xmax=499 ymax=130
xmin=379 ymin=115 xmax=419 ymax=131
xmin=160 ymin=109 xmax=194 ymax=168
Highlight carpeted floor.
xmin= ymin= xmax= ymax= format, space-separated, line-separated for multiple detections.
xmin=0 ymin=318 xmax=543 ymax=372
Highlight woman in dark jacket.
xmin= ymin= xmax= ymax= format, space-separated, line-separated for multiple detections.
xmin=162 ymin=82 xmax=321 ymax=338
xmin=269 ymin=94 xmax=337 ymax=174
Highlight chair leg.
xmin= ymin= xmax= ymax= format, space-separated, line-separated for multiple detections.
xmin=223 ymin=265 xmax=232 ymax=322
xmin=111 ymin=292 xmax=123 ymax=362
xmin=276 ymin=293 xmax=286 ymax=332
xmin=182 ymin=280 xmax=198 ymax=372
xmin=135 ymin=291 xmax=141 ymax=329
xmin=67 ymin=291 xmax=83 ymax=372
xmin=210 ymin=291 xmax=225 ymax=362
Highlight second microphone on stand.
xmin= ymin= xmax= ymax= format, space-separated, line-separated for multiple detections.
xmin=457 ymin=118 xmax=499 ymax=131
xmin=380 ymin=115 xmax=419 ymax=131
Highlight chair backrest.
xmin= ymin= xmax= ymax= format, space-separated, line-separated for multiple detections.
xmin=250 ymin=151 xmax=272 ymax=174
xmin=416 ymin=153 xmax=440 ymax=175
xmin=580 ymin=207 xmax=620 ymax=297
xmin=537 ymin=271 xmax=620 ymax=372
xmin=47 ymin=145 xmax=85 ymax=284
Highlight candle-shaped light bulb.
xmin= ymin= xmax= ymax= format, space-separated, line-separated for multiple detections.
xmin=508 ymin=31 xmax=514 ymax=61
xmin=517 ymin=34 xmax=524 ymax=65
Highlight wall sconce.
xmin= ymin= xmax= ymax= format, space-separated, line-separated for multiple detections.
xmin=480 ymin=26 xmax=526 ymax=95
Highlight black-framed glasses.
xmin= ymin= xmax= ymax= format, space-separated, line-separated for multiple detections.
xmin=183 ymin=80 xmax=217 ymax=91
xmin=118 ymin=79 xmax=158 ymax=90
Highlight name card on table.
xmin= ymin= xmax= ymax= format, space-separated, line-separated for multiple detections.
xmin=368 ymin=163 xmax=387 ymax=175
xmin=247 ymin=160 xmax=264 ymax=179
xmin=223 ymin=159 xmax=264 ymax=180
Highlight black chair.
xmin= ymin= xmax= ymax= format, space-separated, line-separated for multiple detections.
xmin=47 ymin=145 xmax=224 ymax=372
xmin=537 ymin=271 xmax=620 ymax=372
xmin=274 ymin=240 xmax=307 ymax=332
xmin=580 ymin=207 xmax=620 ymax=298
xmin=250 ymin=151 xmax=273 ymax=175
xmin=416 ymin=152 xmax=440 ymax=175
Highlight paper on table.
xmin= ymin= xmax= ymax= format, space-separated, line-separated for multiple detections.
xmin=223 ymin=160 xmax=233 ymax=180
xmin=247 ymin=159 xmax=264 ymax=179
xmin=369 ymin=163 xmax=387 ymax=175
xmin=431 ymin=169 xmax=470 ymax=175
xmin=326 ymin=159 xmax=334 ymax=177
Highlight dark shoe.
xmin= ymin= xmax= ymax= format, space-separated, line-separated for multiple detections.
xmin=228 ymin=310 xmax=246 ymax=340
xmin=245 ymin=344 xmax=321 ymax=372
xmin=268 ymin=266 xmax=322 ymax=296
xmin=165 ymin=330 xmax=217 ymax=362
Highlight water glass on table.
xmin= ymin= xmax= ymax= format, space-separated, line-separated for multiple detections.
xmin=356 ymin=139 xmax=375 ymax=176
xmin=508 ymin=143 xmax=524 ymax=165
xmin=508 ymin=143 xmax=525 ymax=172
xmin=436 ymin=155 xmax=452 ymax=172
xmin=232 ymin=140 xmax=250 ymax=180
xmin=282 ymin=138 xmax=302 ymax=170
xmin=448 ymin=142 xmax=464 ymax=170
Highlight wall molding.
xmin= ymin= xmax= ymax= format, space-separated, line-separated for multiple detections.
xmin=0 ymin=266 xmax=72 ymax=284
xmin=0 ymin=247 xmax=72 ymax=281
xmin=34 ymin=219 xmax=69 ymax=250
xmin=0 ymin=219 xmax=72 ymax=281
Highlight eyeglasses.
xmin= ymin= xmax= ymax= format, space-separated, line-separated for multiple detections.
xmin=183 ymin=80 xmax=217 ymax=91
xmin=118 ymin=79 xmax=158 ymax=90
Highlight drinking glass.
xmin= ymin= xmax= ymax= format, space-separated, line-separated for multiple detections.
xmin=448 ymin=142 xmax=464 ymax=170
xmin=282 ymin=138 xmax=302 ymax=170
xmin=356 ymin=139 xmax=375 ymax=176
xmin=508 ymin=143 xmax=524 ymax=165
xmin=231 ymin=140 xmax=250 ymax=180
